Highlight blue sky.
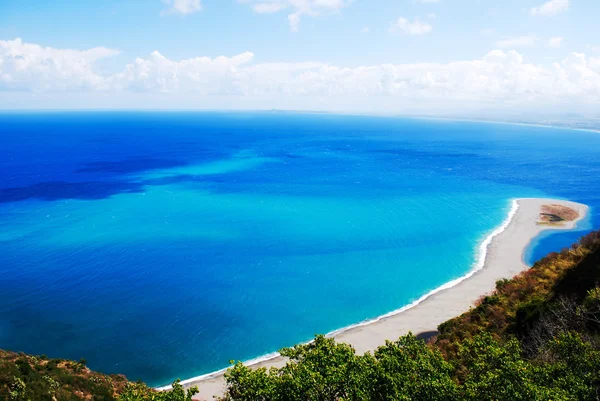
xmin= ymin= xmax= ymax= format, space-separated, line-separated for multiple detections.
xmin=0 ymin=0 xmax=599 ymax=113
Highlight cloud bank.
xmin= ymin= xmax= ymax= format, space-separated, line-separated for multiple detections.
xmin=0 ymin=38 xmax=120 ymax=91
xmin=1 ymin=38 xmax=600 ymax=112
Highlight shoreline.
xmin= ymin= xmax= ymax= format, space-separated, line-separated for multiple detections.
xmin=402 ymin=115 xmax=600 ymax=135
xmin=164 ymin=198 xmax=588 ymax=400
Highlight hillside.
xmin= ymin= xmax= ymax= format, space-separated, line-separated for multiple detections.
xmin=0 ymin=350 xmax=128 ymax=400
xmin=0 ymin=349 xmax=197 ymax=401
xmin=1 ymin=230 xmax=599 ymax=400
xmin=435 ymin=229 xmax=600 ymax=361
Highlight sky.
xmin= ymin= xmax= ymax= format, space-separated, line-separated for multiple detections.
xmin=0 ymin=0 xmax=599 ymax=115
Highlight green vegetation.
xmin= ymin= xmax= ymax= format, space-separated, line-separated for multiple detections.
xmin=0 ymin=348 xmax=198 ymax=401
xmin=221 ymin=331 xmax=600 ymax=400
xmin=118 ymin=381 xmax=198 ymax=401
xmin=1 ymin=230 xmax=599 ymax=400
xmin=0 ymin=350 xmax=129 ymax=400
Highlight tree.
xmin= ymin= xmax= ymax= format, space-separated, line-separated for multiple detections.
xmin=119 ymin=380 xmax=198 ymax=401
xmin=223 ymin=335 xmax=375 ymax=401
xmin=224 ymin=363 xmax=277 ymax=401
xmin=533 ymin=332 xmax=600 ymax=400
xmin=9 ymin=377 xmax=27 ymax=401
xmin=459 ymin=333 xmax=565 ymax=401
xmin=371 ymin=333 xmax=458 ymax=401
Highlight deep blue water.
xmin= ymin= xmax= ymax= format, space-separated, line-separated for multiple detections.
xmin=0 ymin=112 xmax=598 ymax=386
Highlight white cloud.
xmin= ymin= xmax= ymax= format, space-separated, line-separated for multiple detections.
xmin=547 ymin=36 xmax=564 ymax=48
xmin=288 ymin=13 xmax=301 ymax=32
xmin=2 ymin=38 xmax=600 ymax=112
xmin=390 ymin=17 xmax=432 ymax=36
xmin=0 ymin=38 xmax=119 ymax=91
xmin=531 ymin=0 xmax=569 ymax=16
xmin=161 ymin=0 xmax=202 ymax=16
xmin=240 ymin=0 xmax=348 ymax=31
xmin=496 ymin=35 xmax=537 ymax=49
xmin=253 ymin=2 xmax=286 ymax=13
xmin=114 ymin=50 xmax=255 ymax=94
xmin=361 ymin=26 xmax=370 ymax=33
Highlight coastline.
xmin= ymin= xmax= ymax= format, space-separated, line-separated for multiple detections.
xmin=403 ymin=115 xmax=600 ymax=135
xmin=167 ymin=197 xmax=588 ymax=400
xmin=262 ymin=111 xmax=600 ymax=135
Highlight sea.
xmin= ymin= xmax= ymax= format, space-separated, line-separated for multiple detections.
xmin=0 ymin=112 xmax=598 ymax=386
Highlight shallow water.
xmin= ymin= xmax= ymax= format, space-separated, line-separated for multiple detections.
xmin=0 ymin=112 xmax=598 ymax=385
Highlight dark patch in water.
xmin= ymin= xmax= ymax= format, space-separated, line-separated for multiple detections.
xmin=75 ymin=158 xmax=185 ymax=174
xmin=1 ymin=307 xmax=79 ymax=349
xmin=0 ymin=181 xmax=145 ymax=203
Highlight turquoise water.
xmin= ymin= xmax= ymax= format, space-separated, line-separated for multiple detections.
xmin=0 ymin=112 xmax=598 ymax=385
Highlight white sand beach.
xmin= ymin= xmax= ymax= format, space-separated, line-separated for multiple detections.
xmin=176 ymin=198 xmax=588 ymax=400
